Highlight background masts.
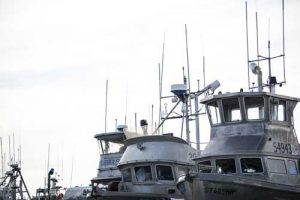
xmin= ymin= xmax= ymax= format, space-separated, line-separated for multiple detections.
xmin=1 ymin=137 xmax=3 ymax=177
xmin=203 ymin=56 xmax=206 ymax=87
xmin=158 ymin=35 xmax=165 ymax=135
xmin=47 ymin=144 xmax=50 ymax=177
xmin=255 ymin=12 xmax=260 ymax=67
xmin=158 ymin=63 xmax=161 ymax=134
xmin=105 ymin=80 xmax=108 ymax=132
xmin=282 ymin=0 xmax=286 ymax=83
xmin=185 ymin=24 xmax=191 ymax=144
xmin=245 ymin=1 xmax=251 ymax=90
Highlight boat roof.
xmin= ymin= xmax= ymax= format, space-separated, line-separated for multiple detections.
xmin=200 ymin=91 xmax=300 ymax=104
xmin=124 ymin=135 xmax=188 ymax=146
xmin=94 ymin=131 xmax=125 ymax=144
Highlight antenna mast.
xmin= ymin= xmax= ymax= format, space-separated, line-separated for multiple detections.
xmin=245 ymin=1 xmax=251 ymax=90
xmin=246 ymin=0 xmax=286 ymax=92
xmin=1 ymin=137 xmax=3 ymax=177
xmin=105 ymin=80 xmax=108 ymax=132
xmin=282 ymin=0 xmax=286 ymax=83
xmin=158 ymin=34 xmax=165 ymax=134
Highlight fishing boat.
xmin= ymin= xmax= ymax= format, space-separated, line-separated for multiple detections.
xmin=0 ymin=163 xmax=31 ymax=200
xmin=91 ymin=124 xmax=196 ymax=200
xmin=90 ymin=73 xmax=221 ymax=199
xmin=177 ymin=1 xmax=300 ymax=199
xmin=90 ymin=125 xmax=127 ymax=196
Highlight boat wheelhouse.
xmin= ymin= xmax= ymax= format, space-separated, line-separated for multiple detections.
xmin=177 ymin=91 xmax=300 ymax=200
xmin=91 ymin=125 xmax=127 ymax=193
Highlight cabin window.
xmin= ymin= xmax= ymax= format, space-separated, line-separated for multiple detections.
xmin=245 ymin=97 xmax=264 ymax=120
xmin=222 ymin=98 xmax=241 ymax=122
xmin=134 ymin=166 xmax=152 ymax=182
xmin=267 ymin=158 xmax=287 ymax=174
xmin=207 ymin=101 xmax=221 ymax=125
xmin=98 ymin=140 xmax=124 ymax=155
xmin=240 ymin=158 xmax=263 ymax=173
xmin=176 ymin=165 xmax=190 ymax=178
xmin=198 ymin=160 xmax=212 ymax=173
xmin=216 ymin=159 xmax=236 ymax=174
xmin=122 ymin=168 xmax=132 ymax=182
xmin=156 ymin=165 xmax=174 ymax=181
xmin=270 ymin=98 xmax=286 ymax=121
xmin=287 ymin=160 xmax=298 ymax=175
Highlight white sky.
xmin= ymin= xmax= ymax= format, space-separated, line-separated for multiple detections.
xmin=0 ymin=0 xmax=299 ymax=194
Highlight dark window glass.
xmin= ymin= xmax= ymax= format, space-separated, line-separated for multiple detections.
xmin=222 ymin=98 xmax=241 ymax=122
xmin=156 ymin=165 xmax=174 ymax=181
xmin=241 ymin=158 xmax=263 ymax=173
xmin=134 ymin=166 xmax=152 ymax=182
xmin=287 ymin=160 xmax=298 ymax=175
xmin=216 ymin=159 xmax=236 ymax=174
xmin=245 ymin=97 xmax=264 ymax=120
xmin=267 ymin=158 xmax=287 ymax=174
xmin=198 ymin=160 xmax=212 ymax=173
xmin=122 ymin=168 xmax=132 ymax=182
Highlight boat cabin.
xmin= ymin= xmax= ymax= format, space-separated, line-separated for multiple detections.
xmin=117 ymin=135 xmax=196 ymax=198
xmin=91 ymin=126 xmax=127 ymax=194
xmin=193 ymin=91 xmax=300 ymax=185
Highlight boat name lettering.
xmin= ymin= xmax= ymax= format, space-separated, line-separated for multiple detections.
xmin=101 ymin=158 xmax=120 ymax=166
xmin=188 ymin=153 xmax=196 ymax=159
xmin=273 ymin=142 xmax=292 ymax=155
xmin=205 ymin=187 xmax=236 ymax=196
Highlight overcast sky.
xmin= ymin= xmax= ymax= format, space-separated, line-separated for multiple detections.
xmin=0 ymin=0 xmax=299 ymax=194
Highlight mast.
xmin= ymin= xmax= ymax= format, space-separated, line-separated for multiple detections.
xmin=0 ymin=137 xmax=3 ymax=177
xmin=158 ymin=35 xmax=165 ymax=134
xmin=245 ymin=1 xmax=251 ymax=90
xmin=104 ymin=80 xmax=109 ymax=153
xmin=184 ymin=24 xmax=191 ymax=144
xmin=105 ymin=80 xmax=108 ymax=133
xmin=282 ymin=0 xmax=286 ymax=83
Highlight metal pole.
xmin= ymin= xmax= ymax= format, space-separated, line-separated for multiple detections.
xmin=152 ymin=101 xmax=180 ymax=134
xmin=282 ymin=0 xmax=286 ymax=83
xmin=0 ymin=137 xmax=3 ymax=177
xmin=158 ymin=63 xmax=161 ymax=134
xmin=135 ymin=113 xmax=137 ymax=133
xmin=245 ymin=1 xmax=250 ymax=90
xmin=151 ymin=104 xmax=154 ymax=133
xmin=195 ymin=95 xmax=200 ymax=150
xmin=105 ymin=80 xmax=108 ymax=133
xmin=268 ymin=40 xmax=273 ymax=93
xmin=255 ymin=12 xmax=260 ymax=67
xmin=185 ymin=96 xmax=190 ymax=145
xmin=203 ymin=56 xmax=206 ymax=88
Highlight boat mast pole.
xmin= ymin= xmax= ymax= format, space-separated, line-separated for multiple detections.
xmin=282 ymin=0 xmax=286 ymax=83
xmin=158 ymin=35 xmax=165 ymax=135
xmin=256 ymin=12 xmax=260 ymax=67
xmin=105 ymin=80 xmax=108 ymax=133
xmin=185 ymin=24 xmax=191 ymax=144
xmin=158 ymin=63 xmax=161 ymax=135
xmin=0 ymin=137 xmax=3 ymax=177
xmin=104 ymin=80 xmax=109 ymax=153
xmin=245 ymin=1 xmax=251 ymax=90
xmin=195 ymin=94 xmax=200 ymax=150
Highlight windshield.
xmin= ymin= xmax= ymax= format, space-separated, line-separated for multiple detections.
xmin=98 ymin=140 xmax=125 ymax=155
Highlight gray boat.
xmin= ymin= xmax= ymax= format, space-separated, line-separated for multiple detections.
xmin=176 ymin=1 xmax=300 ymax=199
xmin=90 ymin=72 xmax=222 ymax=200
xmin=91 ymin=123 xmax=197 ymax=199
xmin=177 ymin=91 xmax=300 ymax=200
xmin=90 ymin=125 xmax=127 ymax=195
